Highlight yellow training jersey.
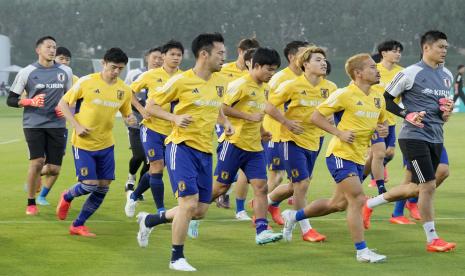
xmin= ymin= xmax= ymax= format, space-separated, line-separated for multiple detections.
xmin=152 ymin=69 xmax=227 ymax=153
xmin=263 ymin=67 xmax=299 ymax=142
xmin=269 ymin=75 xmax=337 ymax=151
xmin=219 ymin=61 xmax=248 ymax=80
xmin=373 ymin=63 xmax=403 ymax=125
xmin=63 ymin=73 xmax=132 ymax=151
xmin=131 ymin=67 xmax=182 ymax=136
xmin=221 ymin=74 xmax=268 ymax=152
xmin=317 ymin=83 xmax=387 ymax=165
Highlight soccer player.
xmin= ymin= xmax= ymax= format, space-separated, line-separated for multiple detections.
xmin=262 ymin=40 xmax=310 ymax=225
xmin=30 ymin=46 xmax=80 ymax=206
xmin=7 ymin=36 xmax=73 ymax=215
xmin=266 ymin=46 xmax=336 ymax=242
xmin=55 ymin=46 xmax=80 ymax=84
xmin=56 ymin=47 xmax=136 ymax=236
xmin=282 ymin=53 xmax=388 ymax=263
xmin=124 ymin=47 xmax=163 ymax=195
xmin=364 ymin=40 xmax=404 ymax=196
xmin=124 ymin=47 xmax=163 ymax=86
xmin=453 ymin=64 xmax=465 ymax=104
xmin=211 ymin=47 xmax=283 ymax=244
xmin=363 ymin=30 xmax=456 ymax=252
xmin=125 ymin=40 xmax=184 ymax=217
xmin=135 ymin=33 xmax=233 ymax=271
xmin=215 ymin=37 xmax=260 ymax=220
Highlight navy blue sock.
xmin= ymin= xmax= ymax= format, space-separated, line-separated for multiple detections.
xmin=383 ymin=155 xmax=393 ymax=166
xmin=392 ymin=200 xmax=406 ymax=217
xmin=236 ymin=198 xmax=245 ymax=213
xmin=64 ymin=183 xmax=96 ymax=202
xmin=295 ymin=209 xmax=306 ymax=221
xmin=355 ymin=241 xmax=367 ymax=250
xmin=408 ymin=197 xmax=418 ymax=203
xmin=131 ymin=173 xmax=150 ymax=200
xmin=149 ymin=173 xmax=165 ymax=211
xmin=171 ymin=244 xmax=184 ymax=262
xmin=376 ymin=179 xmax=386 ymax=194
xmin=255 ymin=218 xmax=268 ymax=235
xmin=39 ymin=187 xmax=50 ymax=198
xmin=73 ymin=186 xmax=108 ymax=227
xmin=144 ymin=211 xmax=168 ymax=227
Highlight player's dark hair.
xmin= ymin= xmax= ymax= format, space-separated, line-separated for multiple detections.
xmin=371 ymin=53 xmax=382 ymax=63
xmin=56 ymin=46 xmax=72 ymax=58
xmin=252 ymin=47 xmax=281 ymax=68
xmin=162 ymin=40 xmax=184 ymax=54
xmin=191 ymin=33 xmax=224 ymax=58
xmin=457 ymin=64 xmax=464 ymax=71
xmin=243 ymin=48 xmax=257 ymax=70
xmin=283 ymin=40 xmax=310 ymax=62
xmin=377 ymin=40 xmax=403 ymax=56
xmin=147 ymin=47 xmax=162 ymax=56
xmin=103 ymin=48 xmax=128 ymax=64
xmin=35 ymin=36 xmax=56 ymax=47
xmin=237 ymin=38 xmax=260 ymax=51
xmin=420 ymin=30 xmax=447 ymax=48
xmin=326 ymin=60 xmax=332 ymax=76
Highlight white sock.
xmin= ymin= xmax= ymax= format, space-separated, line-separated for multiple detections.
xmin=299 ymin=219 xmax=312 ymax=234
xmin=226 ymin=182 xmax=234 ymax=195
xmin=267 ymin=194 xmax=276 ymax=206
xmin=128 ymin=173 xmax=136 ymax=181
xmin=367 ymin=194 xmax=388 ymax=209
xmin=423 ymin=221 xmax=439 ymax=243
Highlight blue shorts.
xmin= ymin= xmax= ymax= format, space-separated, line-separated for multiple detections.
xmin=371 ymin=125 xmax=396 ymax=148
xmin=283 ymin=141 xmax=319 ymax=182
xmin=215 ymin=141 xmax=267 ymax=185
xmin=404 ymin=145 xmax=449 ymax=169
xmin=165 ymin=142 xmax=213 ymax=203
xmin=140 ymin=125 xmax=167 ymax=162
xmin=215 ymin=124 xmax=224 ymax=138
xmin=326 ymin=154 xmax=364 ymax=183
xmin=214 ymin=142 xmax=239 ymax=182
xmin=72 ymin=146 xmax=115 ymax=181
xmin=264 ymin=141 xmax=286 ymax=171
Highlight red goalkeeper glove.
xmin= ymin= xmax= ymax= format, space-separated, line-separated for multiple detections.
xmin=405 ymin=111 xmax=426 ymax=128
xmin=19 ymin=94 xmax=45 ymax=107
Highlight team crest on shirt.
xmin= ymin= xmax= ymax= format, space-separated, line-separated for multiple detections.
xmin=80 ymin=167 xmax=88 ymax=177
xmin=178 ymin=180 xmax=186 ymax=192
xmin=273 ymin=157 xmax=280 ymax=166
xmin=444 ymin=78 xmax=451 ymax=88
xmin=291 ymin=169 xmax=299 ymax=178
xmin=221 ymin=171 xmax=229 ymax=180
xmin=57 ymin=73 xmax=66 ymax=82
xmin=148 ymin=149 xmax=155 ymax=157
xmin=320 ymin=88 xmax=329 ymax=98
xmin=117 ymin=90 xmax=125 ymax=100
xmin=373 ymin=98 xmax=381 ymax=109
xmin=216 ymin=86 xmax=225 ymax=97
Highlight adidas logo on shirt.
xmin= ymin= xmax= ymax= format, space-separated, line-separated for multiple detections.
xmin=192 ymin=88 xmax=199 ymax=94
xmin=356 ymin=101 xmax=363 ymax=105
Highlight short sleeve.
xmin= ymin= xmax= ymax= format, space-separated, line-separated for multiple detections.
xmin=317 ymin=89 xmax=347 ymax=116
xmin=268 ymin=80 xmax=292 ymax=106
xmin=152 ymin=74 xmax=182 ymax=106
xmin=63 ymin=77 xmax=86 ymax=104
xmin=385 ymin=71 xmax=414 ymax=97
xmin=10 ymin=68 xmax=30 ymax=95
xmin=223 ymin=82 xmax=244 ymax=106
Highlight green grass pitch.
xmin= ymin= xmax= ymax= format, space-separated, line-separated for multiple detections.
xmin=0 ymin=98 xmax=464 ymax=275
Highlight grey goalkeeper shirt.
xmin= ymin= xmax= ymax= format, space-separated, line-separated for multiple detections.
xmin=386 ymin=61 xmax=453 ymax=143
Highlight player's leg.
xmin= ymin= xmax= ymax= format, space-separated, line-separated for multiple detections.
xmin=37 ymin=128 xmax=67 ymax=205
xmin=125 ymin=127 xmax=143 ymax=192
xmin=23 ymin=128 xmax=47 ymax=215
xmin=234 ymin=170 xmax=251 ymax=219
xmin=369 ymin=133 xmax=387 ymax=194
xmin=383 ymin=125 xmax=397 ymax=182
